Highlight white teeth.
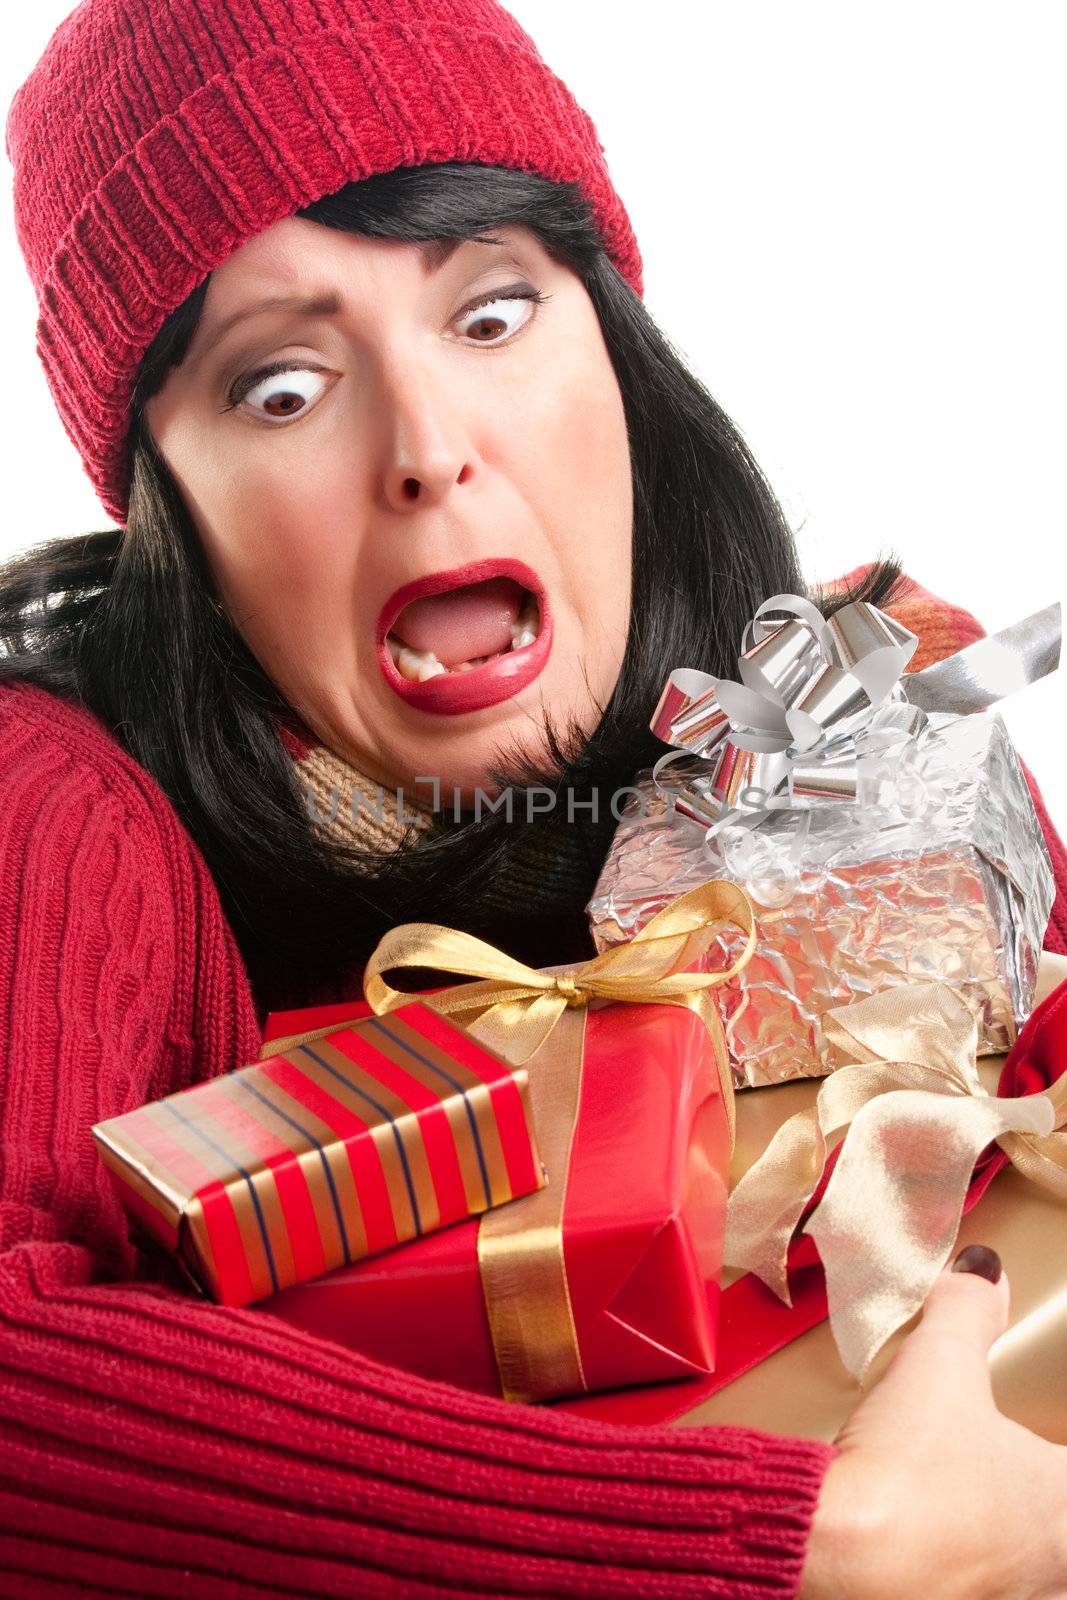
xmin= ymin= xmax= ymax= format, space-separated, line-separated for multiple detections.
xmin=510 ymin=596 xmax=541 ymax=650
xmin=388 ymin=636 xmax=448 ymax=682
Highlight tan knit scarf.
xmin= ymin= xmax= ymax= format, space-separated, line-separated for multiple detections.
xmin=273 ymin=706 xmax=613 ymax=971
xmin=294 ymin=736 xmax=437 ymax=854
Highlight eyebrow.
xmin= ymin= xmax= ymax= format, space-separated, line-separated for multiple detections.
xmin=198 ymin=235 xmax=501 ymax=353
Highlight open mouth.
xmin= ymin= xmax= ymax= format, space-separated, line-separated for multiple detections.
xmin=386 ymin=578 xmax=541 ymax=681
xmin=376 ymin=558 xmax=552 ymax=715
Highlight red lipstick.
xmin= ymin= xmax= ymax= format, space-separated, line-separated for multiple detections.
xmin=375 ymin=558 xmax=552 ymax=715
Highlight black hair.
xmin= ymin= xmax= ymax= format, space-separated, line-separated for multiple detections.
xmin=0 ymin=162 xmax=902 ymax=1016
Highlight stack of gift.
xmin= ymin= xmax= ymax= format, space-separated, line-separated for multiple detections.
xmin=587 ymin=594 xmax=1062 ymax=1087
xmin=93 ymin=594 xmax=1067 ymax=1415
xmin=92 ymin=880 xmax=759 ymax=1403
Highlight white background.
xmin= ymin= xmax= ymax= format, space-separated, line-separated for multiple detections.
xmin=3 ymin=2 xmax=1065 ymax=838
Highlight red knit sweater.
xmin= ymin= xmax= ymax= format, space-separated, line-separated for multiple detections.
xmin=1 ymin=586 xmax=1064 ymax=1598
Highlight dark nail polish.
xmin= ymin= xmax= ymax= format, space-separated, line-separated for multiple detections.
xmin=951 ymin=1244 xmax=1002 ymax=1284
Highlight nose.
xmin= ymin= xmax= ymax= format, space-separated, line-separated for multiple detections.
xmin=377 ymin=356 xmax=480 ymax=514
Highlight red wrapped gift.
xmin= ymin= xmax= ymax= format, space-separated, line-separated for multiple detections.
xmin=259 ymin=995 xmax=731 ymax=1400
xmin=256 ymin=879 xmax=757 ymax=1402
xmin=92 ymin=1000 xmax=544 ymax=1307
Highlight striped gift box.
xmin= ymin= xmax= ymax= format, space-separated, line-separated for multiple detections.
xmin=92 ymin=1001 xmax=545 ymax=1307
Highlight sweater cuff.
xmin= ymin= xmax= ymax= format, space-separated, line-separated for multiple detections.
xmin=684 ymin=1426 xmax=838 ymax=1594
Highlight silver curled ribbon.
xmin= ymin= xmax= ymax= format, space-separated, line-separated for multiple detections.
xmin=649 ymin=594 xmax=1062 ymax=891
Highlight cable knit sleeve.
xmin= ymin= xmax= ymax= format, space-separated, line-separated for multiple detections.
xmin=0 ymin=681 xmax=835 ymax=1600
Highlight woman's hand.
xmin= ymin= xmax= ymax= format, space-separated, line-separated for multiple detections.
xmin=799 ymin=1245 xmax=1067 ymax=1600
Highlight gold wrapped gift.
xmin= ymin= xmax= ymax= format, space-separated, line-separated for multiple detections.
xmin=676 ymin=950 xmax=1067 ymax=1445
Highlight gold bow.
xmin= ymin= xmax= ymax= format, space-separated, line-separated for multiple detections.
xmin=724 ymin=981 xmax=1067 ymax=1384
xmin=363 ymin=877 xmax=757 ymax=1147
xmin=359 ymin=879 xmax=755 ymax=1401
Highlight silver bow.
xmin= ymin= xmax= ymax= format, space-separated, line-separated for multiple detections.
xmin=649 ymin=594 xmax=1061 ymax=845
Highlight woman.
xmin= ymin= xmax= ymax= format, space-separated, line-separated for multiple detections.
xmin=2 ymin=2 xmax=1066 ymax=1595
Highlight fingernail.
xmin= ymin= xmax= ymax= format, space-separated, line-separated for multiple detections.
xmin=951 ymin=1244 xmax=1002 ymax=1284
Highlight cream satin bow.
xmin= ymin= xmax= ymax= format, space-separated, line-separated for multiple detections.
xmin=724 ymin=981 xmax=1067 ymax=1382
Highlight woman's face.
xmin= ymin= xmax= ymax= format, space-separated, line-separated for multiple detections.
xmin=145 ymin=215 xmax=633 ymax=805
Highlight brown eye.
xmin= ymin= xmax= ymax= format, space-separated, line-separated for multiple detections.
xmin=454 ymin=286 xmax=547 ymax=345
xmin=225 ymin=364 xmax=329 ymax=422
xmin=466 ymin=308 xmax=512 ymax=341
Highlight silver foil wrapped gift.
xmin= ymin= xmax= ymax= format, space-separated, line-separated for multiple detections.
xmin=586 ymin=595 xmax=1061 ymax=1087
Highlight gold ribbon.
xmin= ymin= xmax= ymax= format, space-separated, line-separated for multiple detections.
xmin=361 ymin=879 xmax=757 ymax=1400
xmin=474 ymin=1003 xmax=590 ymax=1401
xmin=724 ymin=981 xmax=1067 ymax=1384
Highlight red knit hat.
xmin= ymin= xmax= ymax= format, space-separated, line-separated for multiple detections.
xmin=5 ymin=0 xmax=643 ymax=529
